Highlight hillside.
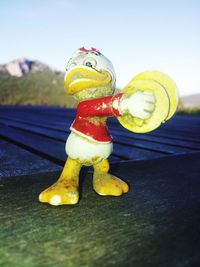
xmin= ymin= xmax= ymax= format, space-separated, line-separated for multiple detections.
xmin=176 ymin=94 xmax=200 ymax=115
xmin=0 ymin=58 xmax=76 ymax=107
xmin=1 ymin=58 xmax=199 ymax=111
xmin=180 ymin=94 xmax=200 ymax=108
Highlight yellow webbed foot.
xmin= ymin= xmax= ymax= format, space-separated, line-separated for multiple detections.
xmin=93 ymin=159 xmax=129 ymax=196
xmin=39 ymin=180 xmax=79 ymax=205
xmin=93 ymin=173 xmax=129 ymax=196
xmin=39 ymin=157 xmax=81 ymax=206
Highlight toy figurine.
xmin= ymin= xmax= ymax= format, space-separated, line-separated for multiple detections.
xmin=39 ymin=47 xmax=178 ymax=206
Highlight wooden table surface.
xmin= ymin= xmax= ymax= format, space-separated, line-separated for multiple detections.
xmin=0 ymin=106 xmax=200 ymax=267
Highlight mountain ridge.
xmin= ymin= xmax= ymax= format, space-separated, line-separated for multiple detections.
xmin=0 ymin=58 xmax=199 ymax=109
xmin=0 ymin=58 xmax=63 ymax=77
xmin=180 ymin=94 xmax=200 ymax=108
xmin=0 ymin=58 xmax=76 ymax=107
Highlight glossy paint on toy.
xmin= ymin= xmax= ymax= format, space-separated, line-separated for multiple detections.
xmin=39 ymin=47 xmax=178 ymax=206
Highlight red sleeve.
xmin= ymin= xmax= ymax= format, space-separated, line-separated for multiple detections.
xmin=76 ymin=93 xmax=123 ymax=117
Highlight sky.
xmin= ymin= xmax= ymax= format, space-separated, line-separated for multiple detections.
xmin=0 ymin=0 xmax=200 ymax=96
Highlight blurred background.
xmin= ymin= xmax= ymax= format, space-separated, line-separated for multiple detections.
xmin=0 ymin=0 xmax=200 ymax=113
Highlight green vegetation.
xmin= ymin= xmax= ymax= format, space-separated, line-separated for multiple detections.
xmin=176 ymin=101 xmax=200 ymax=115
xmin=176 ymin=107 xmax=200 ymax=115
xmin=0 ymin=71 xmax=77 ymax=107
xmin=0 ymin=71 xmax=199 ymax=116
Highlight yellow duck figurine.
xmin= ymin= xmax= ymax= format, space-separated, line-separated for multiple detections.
xmin=39 ymin=47 xmax=178 ymax=206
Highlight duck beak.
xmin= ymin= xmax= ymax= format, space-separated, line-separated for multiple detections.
xmin=64 ymin=66 xmax=112 ymax=95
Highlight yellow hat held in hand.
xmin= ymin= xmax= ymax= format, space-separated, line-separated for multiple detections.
xmin=132 ymin=71 xmax=179 ymax=121
xmin=118 ymin=73 xmax=178 ymax=133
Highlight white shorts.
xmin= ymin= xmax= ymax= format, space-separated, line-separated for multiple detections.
xmin=65 ymin=131 xmax=113 ymax=165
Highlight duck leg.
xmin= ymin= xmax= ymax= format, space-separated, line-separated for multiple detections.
xmin=39 ymin=157 xmax=82 ymax=205
xmin=93 ymin=159 xmax=129 ymax=196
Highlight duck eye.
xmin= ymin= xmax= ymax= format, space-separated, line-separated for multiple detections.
xmin=85 ymin=62 xmax=93 ymax=68
xmin=83 ymin=57 xmax=97 ymax=69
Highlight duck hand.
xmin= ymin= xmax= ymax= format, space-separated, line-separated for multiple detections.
xmin=119 ymin=91 xmax=156 ymax=119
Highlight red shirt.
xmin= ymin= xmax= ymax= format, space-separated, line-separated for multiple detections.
xmin=70 ymin=93 xmax=123 ymax=143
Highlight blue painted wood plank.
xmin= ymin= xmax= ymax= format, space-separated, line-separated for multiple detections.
xmin=0 ymin=124 xmax=165 ymax=162
xmin=0 ymin=139 xmax=61 ymax=177
xmin=0 ymin=117 xmax=194 ymax=154
xmin=1 ymin=110 xmax=200 ymax=148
